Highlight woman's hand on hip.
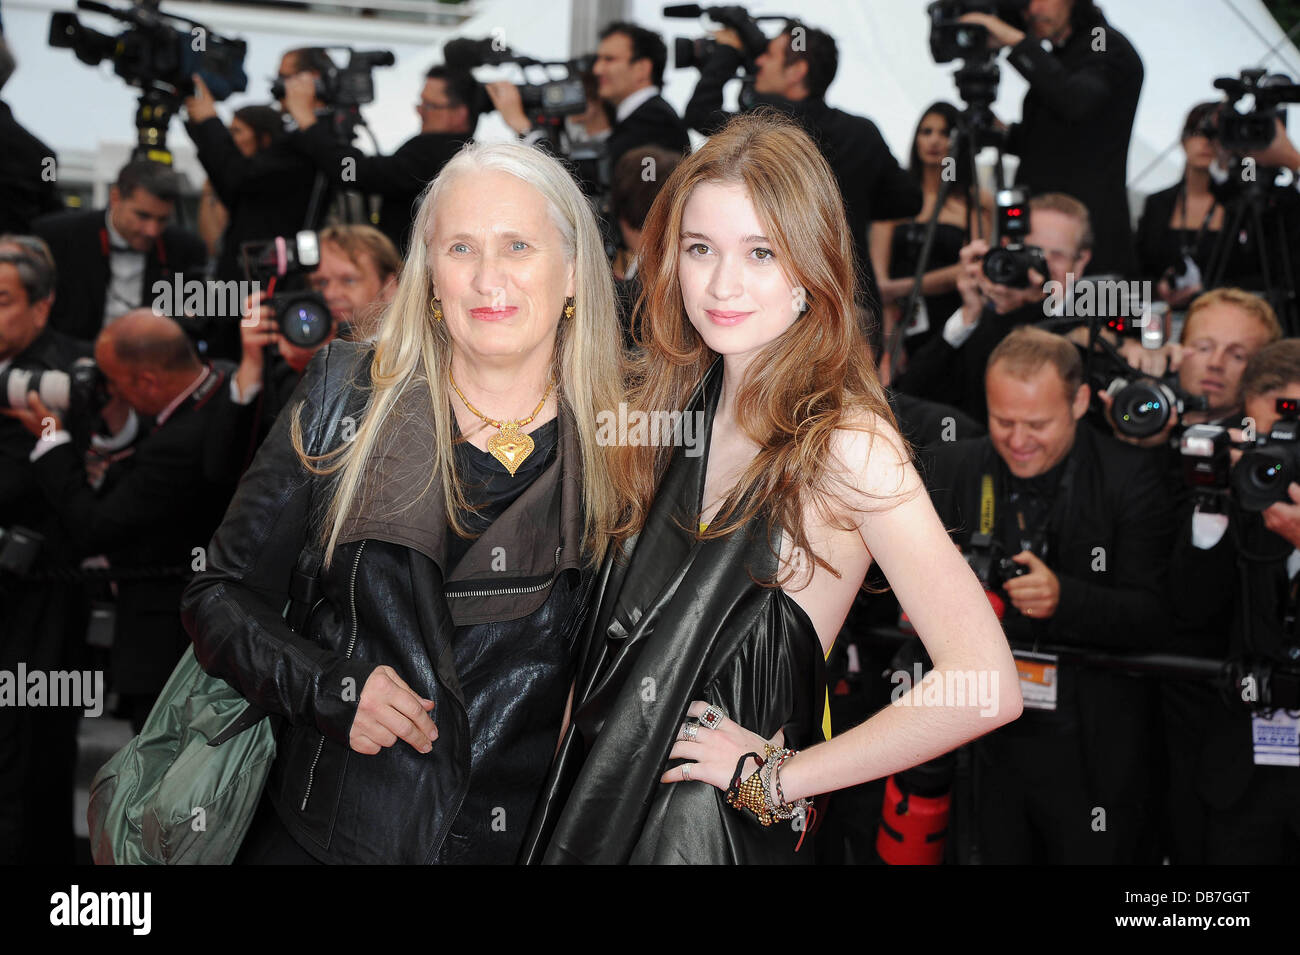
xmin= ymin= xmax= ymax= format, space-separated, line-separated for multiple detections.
xmin=660 ymin=701 xmax=784 ymax=789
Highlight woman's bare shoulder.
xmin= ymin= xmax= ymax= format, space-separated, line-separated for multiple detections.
xmin=826 ymin=406 xmax=918 ymax=506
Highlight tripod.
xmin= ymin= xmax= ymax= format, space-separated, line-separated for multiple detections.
xmin=885 ymin=57 xmax=1005 ymax=381
xmin=1205 ymin=168 xmax=1300 ymax=336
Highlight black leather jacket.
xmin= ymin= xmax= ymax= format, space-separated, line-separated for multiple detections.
xmin=180 ymin=340 xmax=591 ymax=863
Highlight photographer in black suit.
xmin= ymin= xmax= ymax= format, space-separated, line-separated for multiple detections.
xmin=923 ymin=327 xmax=1175 ymax=863
xmin=593 ymin=22 xmax=690 ymax=167
xmin=31 ymin=160 xmax=206 ymax=345
xmin=959 ymin=0 xmax=1143 ymax=276
xmin=3 ymin=309 xmax=254 ymax=731
xmin=1164 ymin=339 xmax=1300 ymax=863
xmin=0 ymin=37 xmax=62 ymax=234
xmin=0 ymin=236 xmax=92 ymax=864
xmin=684 ymin=21 xmax=919 ymax=305
xmin=285 ymin=65 xmax=479 ymax=256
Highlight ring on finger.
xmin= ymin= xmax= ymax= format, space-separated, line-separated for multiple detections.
xmin=682 ymin=762 xmax=692 ymax=781
xmin=699 ymin=704 xmax=725 ymax=730
xmin=682 ymin=722 xmax=699 ymax=743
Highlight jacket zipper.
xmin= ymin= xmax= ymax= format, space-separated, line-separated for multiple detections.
xmin=301 ymin=540 xmax=366 ymax=812
xmin=444 ymin=545 xmax=562 ymax=600
xmin=424 ymin=543 xmax=564 ymax=862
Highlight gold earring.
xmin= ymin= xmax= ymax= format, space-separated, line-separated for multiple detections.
xmin=563 ymin=296 xmax=575 ymax=321
xmin=430 ymin=295 xmax=443 ymax=322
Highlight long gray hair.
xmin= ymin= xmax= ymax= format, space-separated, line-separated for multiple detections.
xmin=291 ymin=140 xmax=623 ymax=569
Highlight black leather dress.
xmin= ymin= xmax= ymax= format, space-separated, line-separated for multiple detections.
xmin=521 ymin=360 xmax=826 ymax=864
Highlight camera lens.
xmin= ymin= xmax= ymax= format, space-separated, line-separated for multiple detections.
xmin=1231 ymin=445 xmax=1300 ymax=511
xmin=983 ymin=249 xmax=1020 ymax=287
xmin=277 ymin=294 xmax=332 ymax=348
xmin=1112 ymin=381 xmax=1172 ymax=439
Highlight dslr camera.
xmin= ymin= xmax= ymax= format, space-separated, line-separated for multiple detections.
xmin=964 ymin=531 xmax=1035 ymax=591
xmin=1104 ymin=374 xmax=1209 ymax=441
xmin=240 ymin=232 xmax=332 ymax=349
xmin=1181 ymin=399 xmax=1300 ymax=511
xmin=983 ymin=189 xmax=1049 ymax=289
xmin=0 ymin=357 xmax=111 ymax=418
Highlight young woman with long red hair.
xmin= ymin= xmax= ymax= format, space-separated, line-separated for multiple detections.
xmin=523 ymin=112 xmax=1022 ymax=864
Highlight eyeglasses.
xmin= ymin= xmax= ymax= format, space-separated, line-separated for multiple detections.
xmin=417 ymin=100 xmax=456 ymax=112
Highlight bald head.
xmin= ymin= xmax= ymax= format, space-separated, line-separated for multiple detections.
xmin=95 ymin=310 xmax=203 ymax=416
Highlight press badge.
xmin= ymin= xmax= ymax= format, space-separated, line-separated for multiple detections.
xmin=1013 ymin=650 xmax=1058 ymax=711
xmin=1251 ymin=710 xmax=1300 ymax=767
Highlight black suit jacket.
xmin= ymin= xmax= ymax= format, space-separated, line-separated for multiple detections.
xmin=922 ymin=424 xmax=1175 ymax=804
xmin=292 ymin=123 xmax=469 ymax=255
xmin=1167 ymin=502 xmax=1297 ymax=810
xmin=29 ymin=360 xmax=253 ymax=696
xmin=607 ymin=94 xmax=691 ymax=170
xmin=0 ymin=327 xmax=93 ymax=673
xmin=1004 ymin=12 xmax=1143 ymax=276
xmin=0 ymin=100 xmax=63 ymax=234
xmin=30 ymin=207 xmax=207 ymax=344
xmin=895 ymin=300 xmax=1045 ymax=423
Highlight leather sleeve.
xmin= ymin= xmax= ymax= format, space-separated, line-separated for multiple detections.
xmin=862 ymin=119 xmax=923 ymax=223
xmin=180 ymin=341 xmax=374 ymax=744
xmin=185 ymin=117 xmax=310 ymax=208
xmin=1006 ymin=34 xmax=1129 ymax=123
xmin=683 ymin=46 xmax=743 ymax=136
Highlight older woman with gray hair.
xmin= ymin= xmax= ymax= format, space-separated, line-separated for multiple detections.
xmin=180 ymin=140 xmax=623 ymax=864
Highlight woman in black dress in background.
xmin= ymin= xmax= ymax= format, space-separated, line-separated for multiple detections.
xmin=1135 ymin=102 xmax=1254 ymax=308
xmin=870 ymin=102 xmax=989 ymax=379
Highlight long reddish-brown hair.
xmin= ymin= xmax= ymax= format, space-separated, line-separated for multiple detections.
xmin=612 ymin=110 xmax=908 ymax=583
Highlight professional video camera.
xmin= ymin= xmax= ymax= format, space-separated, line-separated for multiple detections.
xmin=983 ymin=189 xmax=1049 ymax=289
xmin=444 ymin=37 xmax=591 ymax=124
xmin=927 ymin=0 xmax=1027 ymax=64
xmin=1181 ymin=399 xmax=1300 ymax=510
xmin=1211 ymin=68 xmax=1300 ymax=153
xmin=0 ymin=357 xmax=111 ymax=417
xmin=240 ymin=232 xmax=333 ymax=349
xmin=1104 ymin=374 xmax=1209 ymax=441
xmin=663 ymin=4 xmax=772 ymax=73
xmin=48 ymin=0 xmax=247 ymax=162
xmin=270 ymin=46 xmax=395 ymax=144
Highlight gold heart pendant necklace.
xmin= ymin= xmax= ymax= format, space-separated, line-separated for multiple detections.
xmin=449 ymin=370 xmax=554 ymax=476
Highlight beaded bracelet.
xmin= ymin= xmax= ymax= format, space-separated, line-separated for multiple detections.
xmin=724 ymin=746 xmax=808 ymax=827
